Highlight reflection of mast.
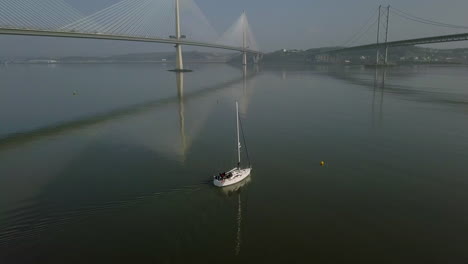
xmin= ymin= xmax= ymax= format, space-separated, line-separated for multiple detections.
xmin=220 ymin=177 xmax=251 ymax=256
xmin=176 ymin=72 xmax=187 ymax=160
xmin=235 ymin=193 xmax=242 ymax=256
xmin=243 ymin=65 xmax=247 ymax=94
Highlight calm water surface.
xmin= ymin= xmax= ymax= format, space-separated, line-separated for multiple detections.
xmin=0 ymin=63 xmax=468 ymax=263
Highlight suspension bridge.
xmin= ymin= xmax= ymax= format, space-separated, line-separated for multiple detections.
xmin=315 ymin=5 xmax=468 ymax=65
xmin=0 ymin=0 xmax=262 ymax=71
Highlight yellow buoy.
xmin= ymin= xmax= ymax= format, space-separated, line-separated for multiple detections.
xmin=320 ymin=161 xmax=325 ymax=166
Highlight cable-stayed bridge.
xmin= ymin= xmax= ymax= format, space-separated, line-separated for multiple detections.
xmin=0 ymin=0 xmax=262 ymax=71
xmin=315 ymin=5 xmax=468 ymax=65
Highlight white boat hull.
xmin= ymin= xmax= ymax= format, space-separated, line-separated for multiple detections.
xmin=213 ymin=168 xmax=251 ymax=187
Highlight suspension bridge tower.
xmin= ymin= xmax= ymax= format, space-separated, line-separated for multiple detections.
xmin=375 ymin=5 xmax=391 ymax=66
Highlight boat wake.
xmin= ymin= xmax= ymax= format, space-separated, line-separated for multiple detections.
xmin=0 ymin=182 xmax=208 ymax=249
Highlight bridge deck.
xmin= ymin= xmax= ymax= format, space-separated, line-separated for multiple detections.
xmin=322 ymin=32 xmax=468 ymax=54
xmin=0 ymin=28 xmax=263 ymax=55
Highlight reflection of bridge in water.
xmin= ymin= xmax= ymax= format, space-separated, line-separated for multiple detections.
xmin=174 ymin=65 xmax=255 ymax=162
xmin=0 ymin=66 xmax=259 ymax=250
xmin=0 ymin=66 xmax=259 ymax=153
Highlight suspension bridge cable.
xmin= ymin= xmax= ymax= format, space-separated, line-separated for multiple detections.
xmin=390 ymin=10 xmax=465 ymax=37
xmin=340 ymin=7 xmax=379 ymax=47
xmin=390 ymin=10 xmax=465 ymax=29
xmin=390 ymin=7 xmax=468 ymax=29
xmin=344 ymin=15 xmax=379 ymax=47
xmin=391 ymin=6 xmax=467 ymax=28
xmin=347 ymin=18 xmax=379 ymax=46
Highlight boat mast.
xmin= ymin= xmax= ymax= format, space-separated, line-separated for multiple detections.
xmin=236 ymin=101 xmax=241 ymax=168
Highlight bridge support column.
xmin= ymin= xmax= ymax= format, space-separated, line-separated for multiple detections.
xmin=376 ymin=5 xmax=381 ymax=65
xmin=176 ymin=44 xmax=184 ymax=70
xmin=242 ymin=11 xmax=248 ymax=66
xmin=376 ymin=5 xmax=390 ymax=66
xmin=170 ymin=0 xmax=191 ymax=72
xmin=384 ymin=5 xmax=390 ymax=65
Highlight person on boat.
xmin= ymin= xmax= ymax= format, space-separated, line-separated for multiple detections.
xmin=217 ymin=172 xmax=226 ymax=180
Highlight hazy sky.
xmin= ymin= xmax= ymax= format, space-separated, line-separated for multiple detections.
xmin=2 ymin=0 xmax=468 ymax=57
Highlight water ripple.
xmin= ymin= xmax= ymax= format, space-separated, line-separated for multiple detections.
xmin=0 ymin=183 xmax=208 ymax=248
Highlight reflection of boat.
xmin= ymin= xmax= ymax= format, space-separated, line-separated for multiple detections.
xmin=220 ymin=175 xmax=251 ymax=256
xmin=235 ymin=192 xmax=242 ymax=255
xmin=221 ymin=176 xmax=251 ymax=196
xmin=213 ymin=102 xmax=252 ymax=187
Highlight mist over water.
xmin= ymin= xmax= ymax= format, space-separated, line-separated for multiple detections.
xmin=0 ymin=63 xmax=468 ymax=263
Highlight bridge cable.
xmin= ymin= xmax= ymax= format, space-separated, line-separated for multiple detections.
xmin=106 ymin=0 xmax=150 ymax=34
xmin=340 ymin=7 xmax=380 ymax=47
xmin=390 ymin=7 xmax=468 ymax=30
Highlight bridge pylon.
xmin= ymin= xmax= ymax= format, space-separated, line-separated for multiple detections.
xmin=170 ymin=0 xmax=192 ymax=72
xmin=242 ymin=11 xmax=248 ymax=66
xmin=375 ymin=5 xmax=391 ymax=66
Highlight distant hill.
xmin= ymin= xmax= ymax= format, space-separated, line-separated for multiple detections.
xmin=261 ymin=47 xmax=340 ymax=64
xmin=8 ymin=46 xmax=468 ymax=65
xmin=262 ymin=46 xmax=468 ymax=65
xmin=12 ymin=51 xmax=237 ymax=64
xmin=107 ymin=51 xmax=236 ymax=62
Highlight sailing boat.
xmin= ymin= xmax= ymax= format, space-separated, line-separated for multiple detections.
xmin=213 ymin=101 xmax=252 ymax=187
